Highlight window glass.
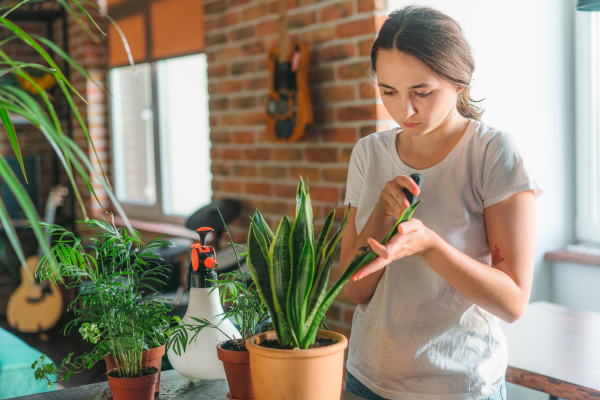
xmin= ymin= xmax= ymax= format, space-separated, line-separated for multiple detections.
xmin=110 ymin=63 xmax=156 ymax=206
xmin=157 ymin=54 xmax=212 ymax=217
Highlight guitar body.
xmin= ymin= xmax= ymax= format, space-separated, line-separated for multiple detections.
xmin=266 ymin=42 xmax=313 ymax=142
xmin=7 ymin=255 xmax=63 ymax=333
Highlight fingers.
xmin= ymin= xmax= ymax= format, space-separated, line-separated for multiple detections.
xmin=397 ymin=219 xmax=421 ymax=235
xmin=352 ymin=257 xmax=386 ymax=281
xmin=380 ymin=175 xmax=420 ymax=218
xmin=394 ymin=175 xmax=420 ymax=197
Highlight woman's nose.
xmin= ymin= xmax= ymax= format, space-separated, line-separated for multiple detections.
xmin=398 ymin=95 xmax=416 ymax=120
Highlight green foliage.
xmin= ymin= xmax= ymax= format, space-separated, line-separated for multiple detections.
xmin=167 ymin=210 xmax=270 ymax=354
xmin=0 ymin=0 xmax=135 ymax=284
xmin=32 ymin=218 xmax=174 ymax=387
xmin=247 ymin=177 xmax=421 ymax=349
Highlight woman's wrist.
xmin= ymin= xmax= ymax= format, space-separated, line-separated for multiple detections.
xmin=418 ymin=227 xmax=442 ymax=260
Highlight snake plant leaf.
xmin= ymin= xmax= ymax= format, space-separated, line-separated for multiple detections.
xmin=313 ymin=207 xmax=335 ymax=273
xmin=246 ymin=221 xmax=283 ymax=339
xmin=290 ymin=239 xmax=314 ymax=342
xmin=252 ymin=210 xmax=274 ymax=250
xmin=269 ymin=215 xmax=292 ymax=323
xmin=302 ymin=200 xmax=421 ymax=347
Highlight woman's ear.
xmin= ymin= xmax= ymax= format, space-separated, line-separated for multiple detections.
xmin=456 ymin=86 xmax=466 ymax=94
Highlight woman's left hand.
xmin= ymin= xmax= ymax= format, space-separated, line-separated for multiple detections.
xmin=352 ymin=218 xmax=437 ymax=281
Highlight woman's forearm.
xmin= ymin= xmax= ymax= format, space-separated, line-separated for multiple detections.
xmin=420 ymin=233 xmax=527 ymax=323
xmin=340 ymin=209 xmax=396 ymax=305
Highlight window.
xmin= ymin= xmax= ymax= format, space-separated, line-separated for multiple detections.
xmin=110 ymin=54 xmax=212 ymax=222
xmin=576 ymin=12 xmax=600 ymax=243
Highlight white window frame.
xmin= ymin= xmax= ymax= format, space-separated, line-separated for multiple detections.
xmin=107 ymin=55 xmax=211 ymax=225
xmin=576 ymin=11 xmax=600 ymax=244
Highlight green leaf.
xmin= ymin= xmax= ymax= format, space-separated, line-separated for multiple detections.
xmin=289 ymin=240 xmax=314 ymax=344
xmin=268 ymin=216 xmax=291 ymax=322
xmin=0 ymin=105 xmax=25 ymax=182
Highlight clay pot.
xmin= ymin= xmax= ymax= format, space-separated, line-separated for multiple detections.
xmin=217 ymin=340 xmax=254 ymax=400
xmin=245 ymin=330 xmax=348 ymax=400
xmin=104 ymin=343 xmax=165 ymax=393
xmin=107 ymin=367 xmax=158 ymax=400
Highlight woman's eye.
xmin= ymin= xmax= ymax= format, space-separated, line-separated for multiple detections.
xmin=415 ymin=92 xmax=432 ymax=98
xmin=382 ymin=91 xmax=395 ymax=96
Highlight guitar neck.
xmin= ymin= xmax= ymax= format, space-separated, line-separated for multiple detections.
xmin=277 ymin=0 xmax=289 ymax=62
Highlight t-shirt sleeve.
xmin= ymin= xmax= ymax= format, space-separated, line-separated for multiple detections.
xmin=481 ymin=132 xmax=542 ymax=208
xmin=344 ymin=141 xmax=365 ymax=208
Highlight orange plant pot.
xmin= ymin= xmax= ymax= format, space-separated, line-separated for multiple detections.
xmin=107 ymin=367 xmax=158 ymax=400
xmin=104 ymin=343 xmax=165 ymax=393
xmin=245 ymin=330 xmax=348 ymax=400
xmin=217 ymin=341 xmax=254 ymax=400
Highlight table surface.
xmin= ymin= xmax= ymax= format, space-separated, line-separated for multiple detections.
xmin=13 ymin=369 xmax=365 ymax=400
xmin=500 ymin=301 xmax=600 ymax=399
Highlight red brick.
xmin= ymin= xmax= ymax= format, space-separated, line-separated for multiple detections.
xmin=336 ymin=17 xmax=376 ymax=39
xmin=219 ymin=80 xmax=241 ymax=93
xmin=210 ymin=130 xmax=230 ymax=143
xmin=205 ymin=0 xmax=227 ymax=14
xmin=358 ymin=0 xmax=387 ymax=12
xmin=323 ymin=127 xmax=357 ymax=143
xmin=231 ymin=26 xmax=255 ymax=41
xmin=205 ymin=33 xmax=227 ymax=46
xmin=320 ymin=2 xmax=353 ymax=23
xmin=323 ymin=168 xmax=349 ymax=182
xmin=314 ymin=107 xmax=335 ymax=124
xmin=244 ymin=148 xmax=271 ymax=160
xmin=308 ymin=66 xmax=334 ymax=84
xmin=217 ymin=12 xmax=238 ymax=27
xmin=261 ymin=166 xmax=287 ymax=179
xmin=343 ymin=307 xmax=355 ymax=325
xmin=287 ymin=11 xmax=316 ymax=29
xmin=301 ymin=26 xmax=335 ymax=45
xmin=275 ymin=184 xmax=297 ymax=198
xmin=232 ymin=97 xmax=257 ymax=109
xmin=310 ymin=187 xmax=338 ymax=202
xmin=339 ymin=105 xmax=376 ymax=122
xmin=211 ymin=163 xmax=231 ymax=176
xmin=359 ymin=82 xmax=377 ymax=99
xmin=257 ymin=19 xmax=279 ymax=36
xmin=214 ymin=47 xmax=239 ymax=62
xmin=234 ymin=165 xmax=257 ymax=177
xmin=232 ymin=61 xmax=255 ymax=75
xmin=219 ymin=179 xmax=242 ymax=193
xmin=208 ymin=65 xmax=227 ymax=78
xmin=320 ymin=43 xmax=354 ymax=62
xmin=310 ymin=88 xmax=321 ymax=105
xmin=341 ymin=147 xmax=353 ymax=162
xmin=243 ymin=77 xmax=269 ymax=91
xmin=339 ymin=61 xmax=371 ymax=80
xmin=231 ymin=0 xmax=252 ymax=6
xmin=360 ymin=125 xmax=377 ymax=138
xmin=244 ymin=112 xmax=265 ymax=125
xmin=323 ymin=85 xmax=355 ymax=103
xmin=209 ymin=98 xmax=229 ymax=110
xmin=243 ymin=5 xmax=267 ymax=21
xmin=222 ymin=148 xmax=242 ymax=160
xmin=306 ymin=148 xmax=338 ymax=163
xmin=232 ymin=131 xmax=254 ymax=144
xmin=325 ymin=303 xmax=341 ymax=321
xmin=268 ymin=0 xmax=299 ymax=13
xmin=274 ymin=148 xmax=303 ymax=161
xmin=359 ymin=39 xmax=374 ymax=56
xmin=220 ymin=114 xmax=245 ymax=126
xmin=290 ymin=166 xmax=320 ymax=182
xmin=242 ymin=41 xmax=266 ymax=56
xmin=246 ymin=182 xmax=271 ymax=195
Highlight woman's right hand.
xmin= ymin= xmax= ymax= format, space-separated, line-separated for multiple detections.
xmin=375 ymin=175 xmax=421 ymax=219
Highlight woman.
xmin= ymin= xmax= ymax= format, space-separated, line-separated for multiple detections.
xmin=340 ymin=6 xmax=541 ymax=400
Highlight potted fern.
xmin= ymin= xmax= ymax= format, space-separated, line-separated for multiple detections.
xmin=31 ymin=218 xmax=174 ymax=400
xmin=245 ymin=177 xmax=420 ymax=400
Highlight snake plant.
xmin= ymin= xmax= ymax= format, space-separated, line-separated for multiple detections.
xmin=247 ymin=177 xmax=420 ymax=349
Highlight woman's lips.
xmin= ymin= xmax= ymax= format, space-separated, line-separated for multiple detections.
xmin=403 ymin=122 xmax=420 ymax=128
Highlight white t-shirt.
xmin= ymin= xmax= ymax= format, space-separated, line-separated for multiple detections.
xmin=343 ymin=119 xmax=542 ymax=400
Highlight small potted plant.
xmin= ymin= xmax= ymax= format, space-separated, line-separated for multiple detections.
xmin=31 ymin=218 xmax=174 ymax=400
xmin=168 ymin=210 xmax=271 ymax=400
xmin=244 ymin=177 xmax=420 ymax=400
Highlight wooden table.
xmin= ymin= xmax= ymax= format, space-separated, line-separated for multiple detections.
xmin=13 ymin=369 xmax=365 ymax=399
xmin=500 ymin=301 xmax=600 ymax=399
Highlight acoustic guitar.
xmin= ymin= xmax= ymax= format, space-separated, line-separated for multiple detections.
xmin=265 ymin=0 xmax=313 ymax=142
xmin=7 ymin=185 xmax=68 ymax=333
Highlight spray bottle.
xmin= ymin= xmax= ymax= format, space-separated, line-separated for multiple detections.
xmin=167 ymin=227 xmax=241 ymax=381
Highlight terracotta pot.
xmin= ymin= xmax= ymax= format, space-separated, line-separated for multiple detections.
xmin=104 ymin=343 xmax=165 ymax=393
xmin=107 ymin=367 xmax=158 ymax=400
xmin=246 ymin=330 xmax=348 ymax=400
xmin=217 ymin=340 xmax=254 ymax=400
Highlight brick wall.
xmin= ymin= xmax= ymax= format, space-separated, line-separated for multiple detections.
xmin=204 ymin=0 xmax=390 ymax=338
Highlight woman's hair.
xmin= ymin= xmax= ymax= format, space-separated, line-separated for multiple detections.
xmin=370 ymin=6 xmax=483 ymax=121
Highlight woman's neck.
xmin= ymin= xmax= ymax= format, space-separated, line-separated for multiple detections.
xmin=396 ymin=112 xmax=470 ymax=170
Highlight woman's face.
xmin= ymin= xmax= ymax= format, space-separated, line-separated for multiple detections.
xmin=375 ymin=50 xmax=464 ymax=136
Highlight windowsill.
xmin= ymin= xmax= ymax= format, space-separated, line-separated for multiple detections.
xmin=98 ymin=214 xmax=199 ymax=240
xmin=545 ymin=250 xmax=600 ymax=266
